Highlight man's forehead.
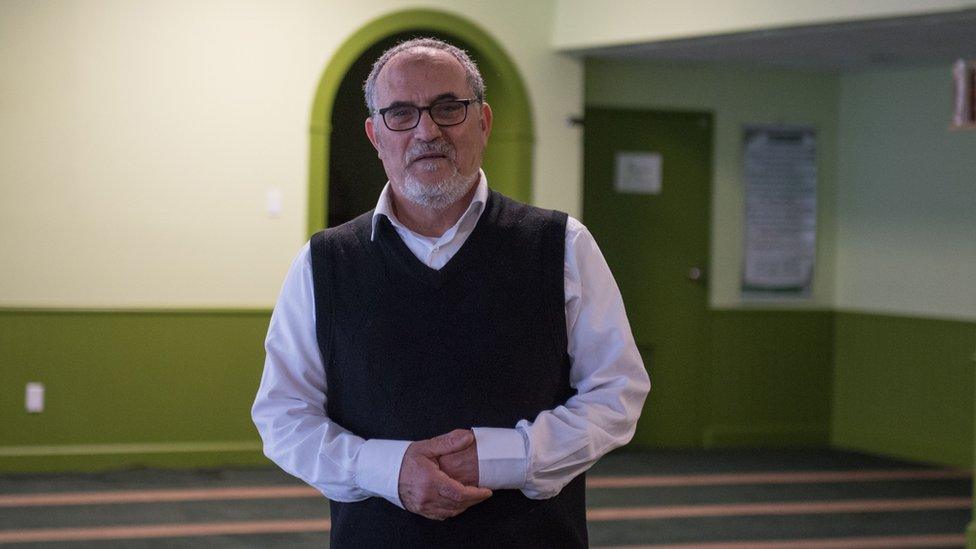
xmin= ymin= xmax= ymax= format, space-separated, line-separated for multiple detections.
xmin=375 ymin=48 xmax=469 ymax=100
xmin=385 ymin=46 xmax=459 ymax=71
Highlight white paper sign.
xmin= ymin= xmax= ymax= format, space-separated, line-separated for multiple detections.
xmin=615 ymin=152 xmax=662 ymax=195
xmin=742 ymin=125 xmax=817 ymax=294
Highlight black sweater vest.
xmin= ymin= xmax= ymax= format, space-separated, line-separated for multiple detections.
xmin=309 ymin=191 xmax=587 ymax=548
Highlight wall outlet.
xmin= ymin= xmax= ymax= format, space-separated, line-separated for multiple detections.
xmin=25 ymin=382 xmax=44 ymax=413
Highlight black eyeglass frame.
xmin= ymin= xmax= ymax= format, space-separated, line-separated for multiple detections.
xmin=375 ymin=99 xmax=478 ymax=131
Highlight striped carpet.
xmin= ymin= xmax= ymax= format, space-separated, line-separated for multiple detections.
xmin=0 ymin=449 xmax=970 ymax=547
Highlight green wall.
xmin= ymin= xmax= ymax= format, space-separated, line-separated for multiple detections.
xmin=4 ymin=309 xmax=970 ymax=472
xmin=0 ymin=310 xmax=270 ymax=472
xmin=1 ymin=308 xmax=839 ymax=470
xmin=832 ymin=313 xmax=975 ymax=469
xmin=705 ymin=310 xmax=834 ymax=447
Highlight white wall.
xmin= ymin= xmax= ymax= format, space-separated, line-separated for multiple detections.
xmin=553 ymin=0 xmax=976 ymax=51
xmin=0 ymin=0 xmax=582 ymax=308
xmin=835 ymin=65 xmax=976 ymax=320
xmin=6 ymin=1 xmax=970 ymax=318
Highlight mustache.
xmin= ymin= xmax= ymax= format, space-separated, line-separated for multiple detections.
xmin=405 ymin=140 xmax=456 ymax=163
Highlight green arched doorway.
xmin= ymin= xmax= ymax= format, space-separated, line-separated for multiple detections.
xmin=307 ymin=9 xmax=534 ymax=234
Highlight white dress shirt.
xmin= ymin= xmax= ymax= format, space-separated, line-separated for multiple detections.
xmin=252 ymin=171 xmax=650 ymax=509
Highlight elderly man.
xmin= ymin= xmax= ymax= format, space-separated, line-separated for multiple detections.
xmin=252 ymin=37 xmax=649 ymax=548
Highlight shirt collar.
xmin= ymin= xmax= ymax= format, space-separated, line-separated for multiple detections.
xmin=370 ymin=170 xmax=489 ymax=241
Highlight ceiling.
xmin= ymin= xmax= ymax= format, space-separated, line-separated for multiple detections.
xmin=572 ymin=9 xmax=976 ymax=72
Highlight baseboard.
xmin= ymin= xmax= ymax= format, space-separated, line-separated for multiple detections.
xmin=0 ymin=440 xmax=269 ymax=473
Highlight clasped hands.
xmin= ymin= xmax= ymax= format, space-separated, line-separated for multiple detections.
xmin=397 ymin=429 xmax=491 ymax=520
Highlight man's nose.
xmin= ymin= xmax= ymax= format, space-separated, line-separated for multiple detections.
xmin=413 ymin=110 xmax=443 ymax=141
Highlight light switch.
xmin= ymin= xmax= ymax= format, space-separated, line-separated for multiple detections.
xmin=266 ymin=188 xmax=283 ymax=218
xmin=26 ymin=382 xmax=44 ymax=413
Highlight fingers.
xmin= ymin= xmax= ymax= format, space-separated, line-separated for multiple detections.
xmin=434 ymin=470 xmax=492 ymax=504
xmin=427 ymin=488 xmax=492 ymax=520
xmin=426 ymin=492 xmax=492 ymax=521
xmin=414 ymin=471 xmax=492 ymax=521
xmin=420 ymin=429 xmax=474 ymax=457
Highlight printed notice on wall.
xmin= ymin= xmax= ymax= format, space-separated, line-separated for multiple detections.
xmin=615 ymin=152 xmax=662 ymax=195
xmin=742 ymin=125 xmax=817 ymax=296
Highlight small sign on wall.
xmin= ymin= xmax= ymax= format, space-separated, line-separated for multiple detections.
xmin=615 ymin=151 xmax=662 ymax=195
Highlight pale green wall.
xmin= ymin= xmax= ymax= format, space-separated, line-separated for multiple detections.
xmin=0 ymin=0 xmax=581 ymax=309
xmin=554 ymin=0 xmax=976 ymax=51
xmin=835 ymin=65 xmax=976 ymax=320
xmin=585 ymin=59 xmax=840 ymax=309
xmin=584 ymin=59 xmax=976 ymax=318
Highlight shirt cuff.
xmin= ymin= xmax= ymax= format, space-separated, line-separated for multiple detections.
xmin=472 ymin=427 xmax=528 ymax=489
xmin=354 ymin=438 xmax=411 ymax=508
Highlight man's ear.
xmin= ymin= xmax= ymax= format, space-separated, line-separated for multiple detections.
xmin=365 ymin=116 xmax=382 ymax=157
xmin=479 ymin=102 xmax=493 ymax=141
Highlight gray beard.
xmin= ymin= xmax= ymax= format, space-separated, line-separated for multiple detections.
xmin=400 ymin=163 xmax=477 ymax=210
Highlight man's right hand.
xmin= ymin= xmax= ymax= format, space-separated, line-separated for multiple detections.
xmin=398 ymin=429 xmax=492 ymax=521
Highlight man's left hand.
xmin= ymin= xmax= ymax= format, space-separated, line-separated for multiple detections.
xmin=437 ymin=431 xmax=479 ymax=486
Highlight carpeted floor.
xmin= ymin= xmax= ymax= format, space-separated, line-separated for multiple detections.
xmin=0 ymin=449 xmax=970 ymax=548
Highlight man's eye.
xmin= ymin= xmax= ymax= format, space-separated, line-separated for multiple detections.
xmin=434 ymin=103 xmax=462 ymax=114
xmin=389 ymin=108 xmax=414 ymax=119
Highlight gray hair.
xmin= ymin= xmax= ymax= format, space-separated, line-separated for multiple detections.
xmin=363 ymin=37 xmax=485 ymax=114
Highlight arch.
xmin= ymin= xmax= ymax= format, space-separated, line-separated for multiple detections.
xmin=307 ymin=9 xmax=534 ymax=235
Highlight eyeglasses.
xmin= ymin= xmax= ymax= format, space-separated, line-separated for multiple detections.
xmin=376 ymin=99 xmax=476 ymax=131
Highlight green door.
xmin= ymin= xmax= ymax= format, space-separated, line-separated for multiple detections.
xmin=583 ymin=108 xmax=713 ymax=447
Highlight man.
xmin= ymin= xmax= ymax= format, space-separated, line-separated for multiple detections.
xmin=252 ymin=38 xmax=649 ymax=548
